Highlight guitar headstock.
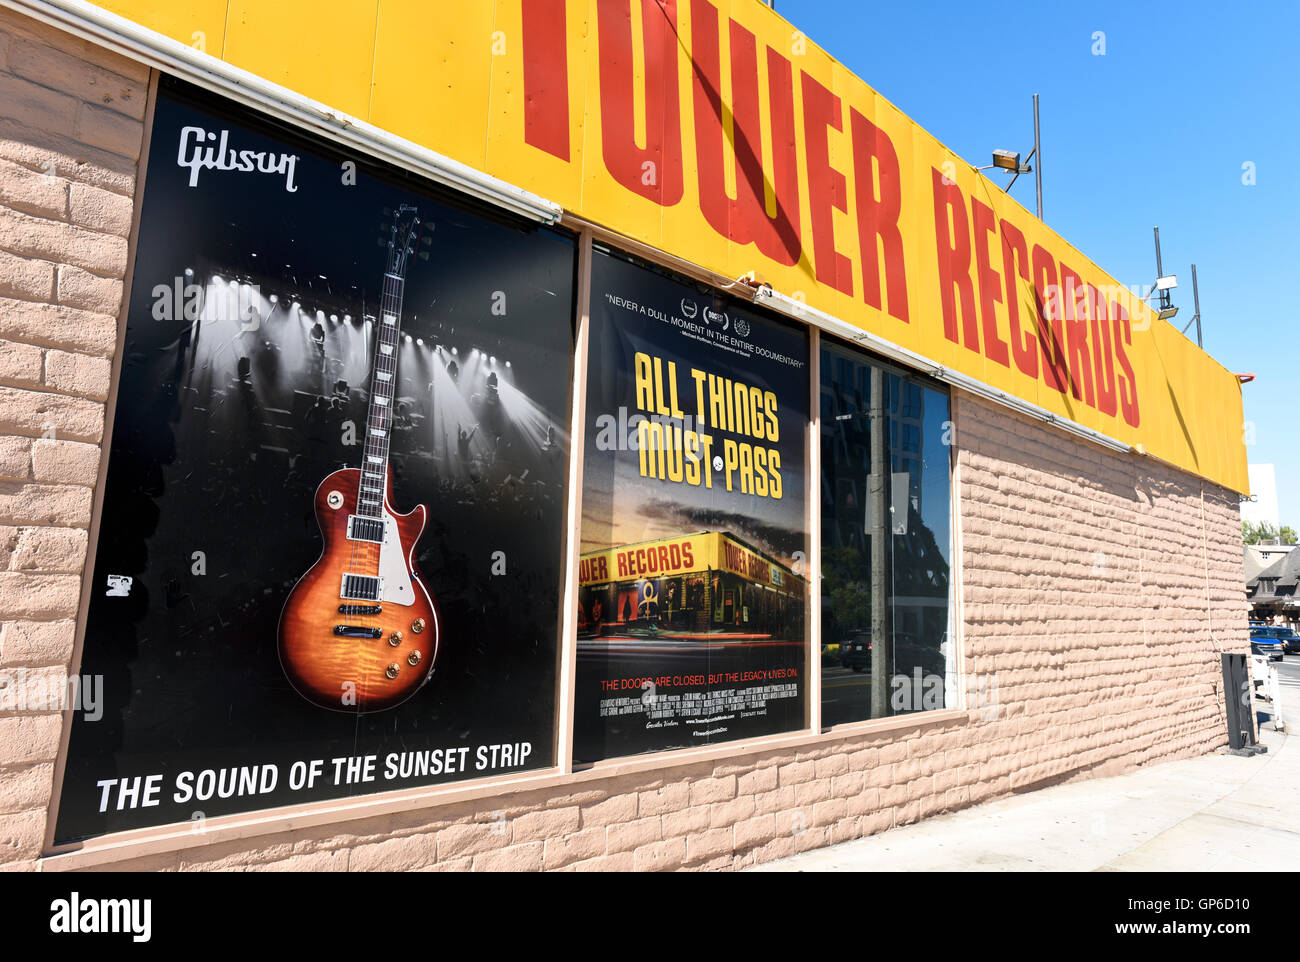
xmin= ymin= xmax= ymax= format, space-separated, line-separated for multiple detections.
xmin=379 ymin=204 xmax=434 ymax=278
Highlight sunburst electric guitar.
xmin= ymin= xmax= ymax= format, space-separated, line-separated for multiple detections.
xmin=278 ymin=206 xmax=439 ymax=713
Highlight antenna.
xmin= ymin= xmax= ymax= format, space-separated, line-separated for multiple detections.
xmin=1181 ymin=263 xmax=1203 ymax=348
xmin=1146 ymin=227 xmax=1179 ymax=321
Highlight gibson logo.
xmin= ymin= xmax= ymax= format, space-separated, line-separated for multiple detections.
xmin=177 ymin=125 xmax=300 ymax=193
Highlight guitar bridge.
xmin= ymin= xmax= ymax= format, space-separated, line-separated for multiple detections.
xmin=334 ymin=625 xmax=384 ymax=639
xmin=338 ymin=604 xmax=382 ymax=615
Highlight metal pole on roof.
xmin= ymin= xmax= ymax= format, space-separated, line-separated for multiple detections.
xmin=1033 ymin=94 xmax=1043 ymax=220
xmin=1191 ymin=264 xmax=1203 ymax=348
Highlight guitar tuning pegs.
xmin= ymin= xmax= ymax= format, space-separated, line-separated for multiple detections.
xmin=418 ymin=251 xmax=430 ymax=261
xmin=378 ymin=237 xmax=388 ymax=247
xmin=420 ymin=235 xmax=433 ymax=246
xmin=382 ymin=206 xmax=393 ymax=216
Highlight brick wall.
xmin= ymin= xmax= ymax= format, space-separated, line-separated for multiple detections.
xmin=0 ymin=8 xmax=1249 ymax=872
xmin=32 ymin=394 xmax=1247 ymax=873
xmin=0 ymin=7 xmax=147 ymax=868
xmin=954 ymin=393 xmax=1248 ymax=793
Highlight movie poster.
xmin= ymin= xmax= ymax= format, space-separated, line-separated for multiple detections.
xmin=54 ymin=77 xmax=575 ymax=842
xmin=575 ymin=250 xmax=810 ymax=762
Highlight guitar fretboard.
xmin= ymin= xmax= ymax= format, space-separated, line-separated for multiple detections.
xmin=358 ymin=271 xmax=405 ymax=519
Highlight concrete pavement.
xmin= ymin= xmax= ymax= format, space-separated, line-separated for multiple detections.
xmin=753 ymin=656 xmax=1300 ymax=872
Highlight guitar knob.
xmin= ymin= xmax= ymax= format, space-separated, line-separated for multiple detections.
xmin=385 ymin=663 xmax=399 ymax=679
xmin=412 ymin=618 xmax=426 ymax=634
xmin=389 ymin=631 xmax=402 ymax=647
xmin=407 ymin=650 xmax=421 ymax=666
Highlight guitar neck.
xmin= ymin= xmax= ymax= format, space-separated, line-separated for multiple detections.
xmin=358 ymin=271 xmax=405 ymax=518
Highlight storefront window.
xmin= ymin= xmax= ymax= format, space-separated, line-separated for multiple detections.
xmin=819 ymin=341 xmax=952 ymax=727
xmin=55 ymin=78 xmax=576 ymax=843
xmin=574 ymin=248 xmax=810 ymax=762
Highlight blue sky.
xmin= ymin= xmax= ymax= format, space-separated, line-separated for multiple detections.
xmin=781 ymin=0 xmax=1298 ymax=525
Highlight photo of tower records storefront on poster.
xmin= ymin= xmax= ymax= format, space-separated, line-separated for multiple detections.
xmin=577 ymin=530 xmax=806 ymax=746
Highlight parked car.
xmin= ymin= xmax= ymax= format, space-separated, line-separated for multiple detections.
xmin=839 ymin=630 xmax=871 ymax=672
xmin=838 ymin=630 xmax=946 ymax=675
xmin=1249 ymin=626 xmax=1285 ymax=661
xmin=1263 ymin=625 xmax=1300 ymax=655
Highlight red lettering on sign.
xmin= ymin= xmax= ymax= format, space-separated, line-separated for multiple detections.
xmin=1089 ymin=285 xmax=1118 ymax=418
xmin=521 ymin=0 xmax=571 ymax=161
xmin=1031 ymin=244 xmax=1068 ymax=393
xmin=596 ymin=0 xmax=684 ymax=205
xmin=1112 ymin=300 xmax=1140 ymax=427
xmin=971 ymin=199 xmax=1010 ymax=368
xmin=931 ymin=170 xmax=978 ymax=351
xmin=690 ymin=1 xmax=801 ymax=265
xmin=998 ymin=218 xmax=1038 ymax=378
xmin=850 ymin=109 xmax=908 ymax=322
xmin=801 ymin=72 xmax=853 ymax=295
xmin=1058 ymin=262 xmax=1095 ymax=407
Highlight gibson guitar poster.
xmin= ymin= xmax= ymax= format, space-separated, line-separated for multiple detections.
xmin=54 ymin=78 xmax=575 ymax=842
xmin=575 ymin=249 xmax=810 ymax=762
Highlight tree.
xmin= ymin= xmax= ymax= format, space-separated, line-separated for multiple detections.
xmin=1243 ymin=520 xmax=1298 ymax=545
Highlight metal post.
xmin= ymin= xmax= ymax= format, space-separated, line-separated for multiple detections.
xmin=1153 ymin=227 xmax=1172 ymax=317
xmin=869 ymin=366 xmax=890 ymax=720
xmin=1192 ymin=263 xmax=1202 ymax=348
xmin=1033 ymin=94 xmax=1042 ymax=220
xmin=807 ymin=330 xmax=822 ymax=733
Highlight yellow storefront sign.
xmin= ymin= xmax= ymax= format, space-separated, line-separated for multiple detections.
xmin=579 ymin=531 xmax=800 ymax=593
xmin=579 ymin=532 xmax=716 ymax=586
xmin=93 ymin=0 xmax=1250 ymax=492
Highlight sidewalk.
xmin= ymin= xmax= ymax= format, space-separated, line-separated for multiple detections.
xmin=752 ymin=688 xmax=1297 ymax=872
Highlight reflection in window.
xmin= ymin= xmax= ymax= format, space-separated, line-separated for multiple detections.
xmin=820 ymin=341 xmax=952 ymax=728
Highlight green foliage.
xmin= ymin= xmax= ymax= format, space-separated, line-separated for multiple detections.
xmin=1243 ymin=520 xmax=1298 ymax=545
xmin=822 ymin=546 xmax=872 ymax=643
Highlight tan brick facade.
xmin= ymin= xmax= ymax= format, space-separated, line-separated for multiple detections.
xmin=0 ymin=8 xmax=1249 ymax=871
xmin=0 ymin=8 xmax=145 ymax=870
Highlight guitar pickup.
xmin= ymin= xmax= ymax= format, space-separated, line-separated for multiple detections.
xmin=340 ymin=573 xmax=383 ymax=601
xmin=338 ymin=604 xmax=382 ymax=615
xmin=334 ymin=625 xmax=383 ymax=639
xmin=346 ymin=515 xmax=385 ymax=544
